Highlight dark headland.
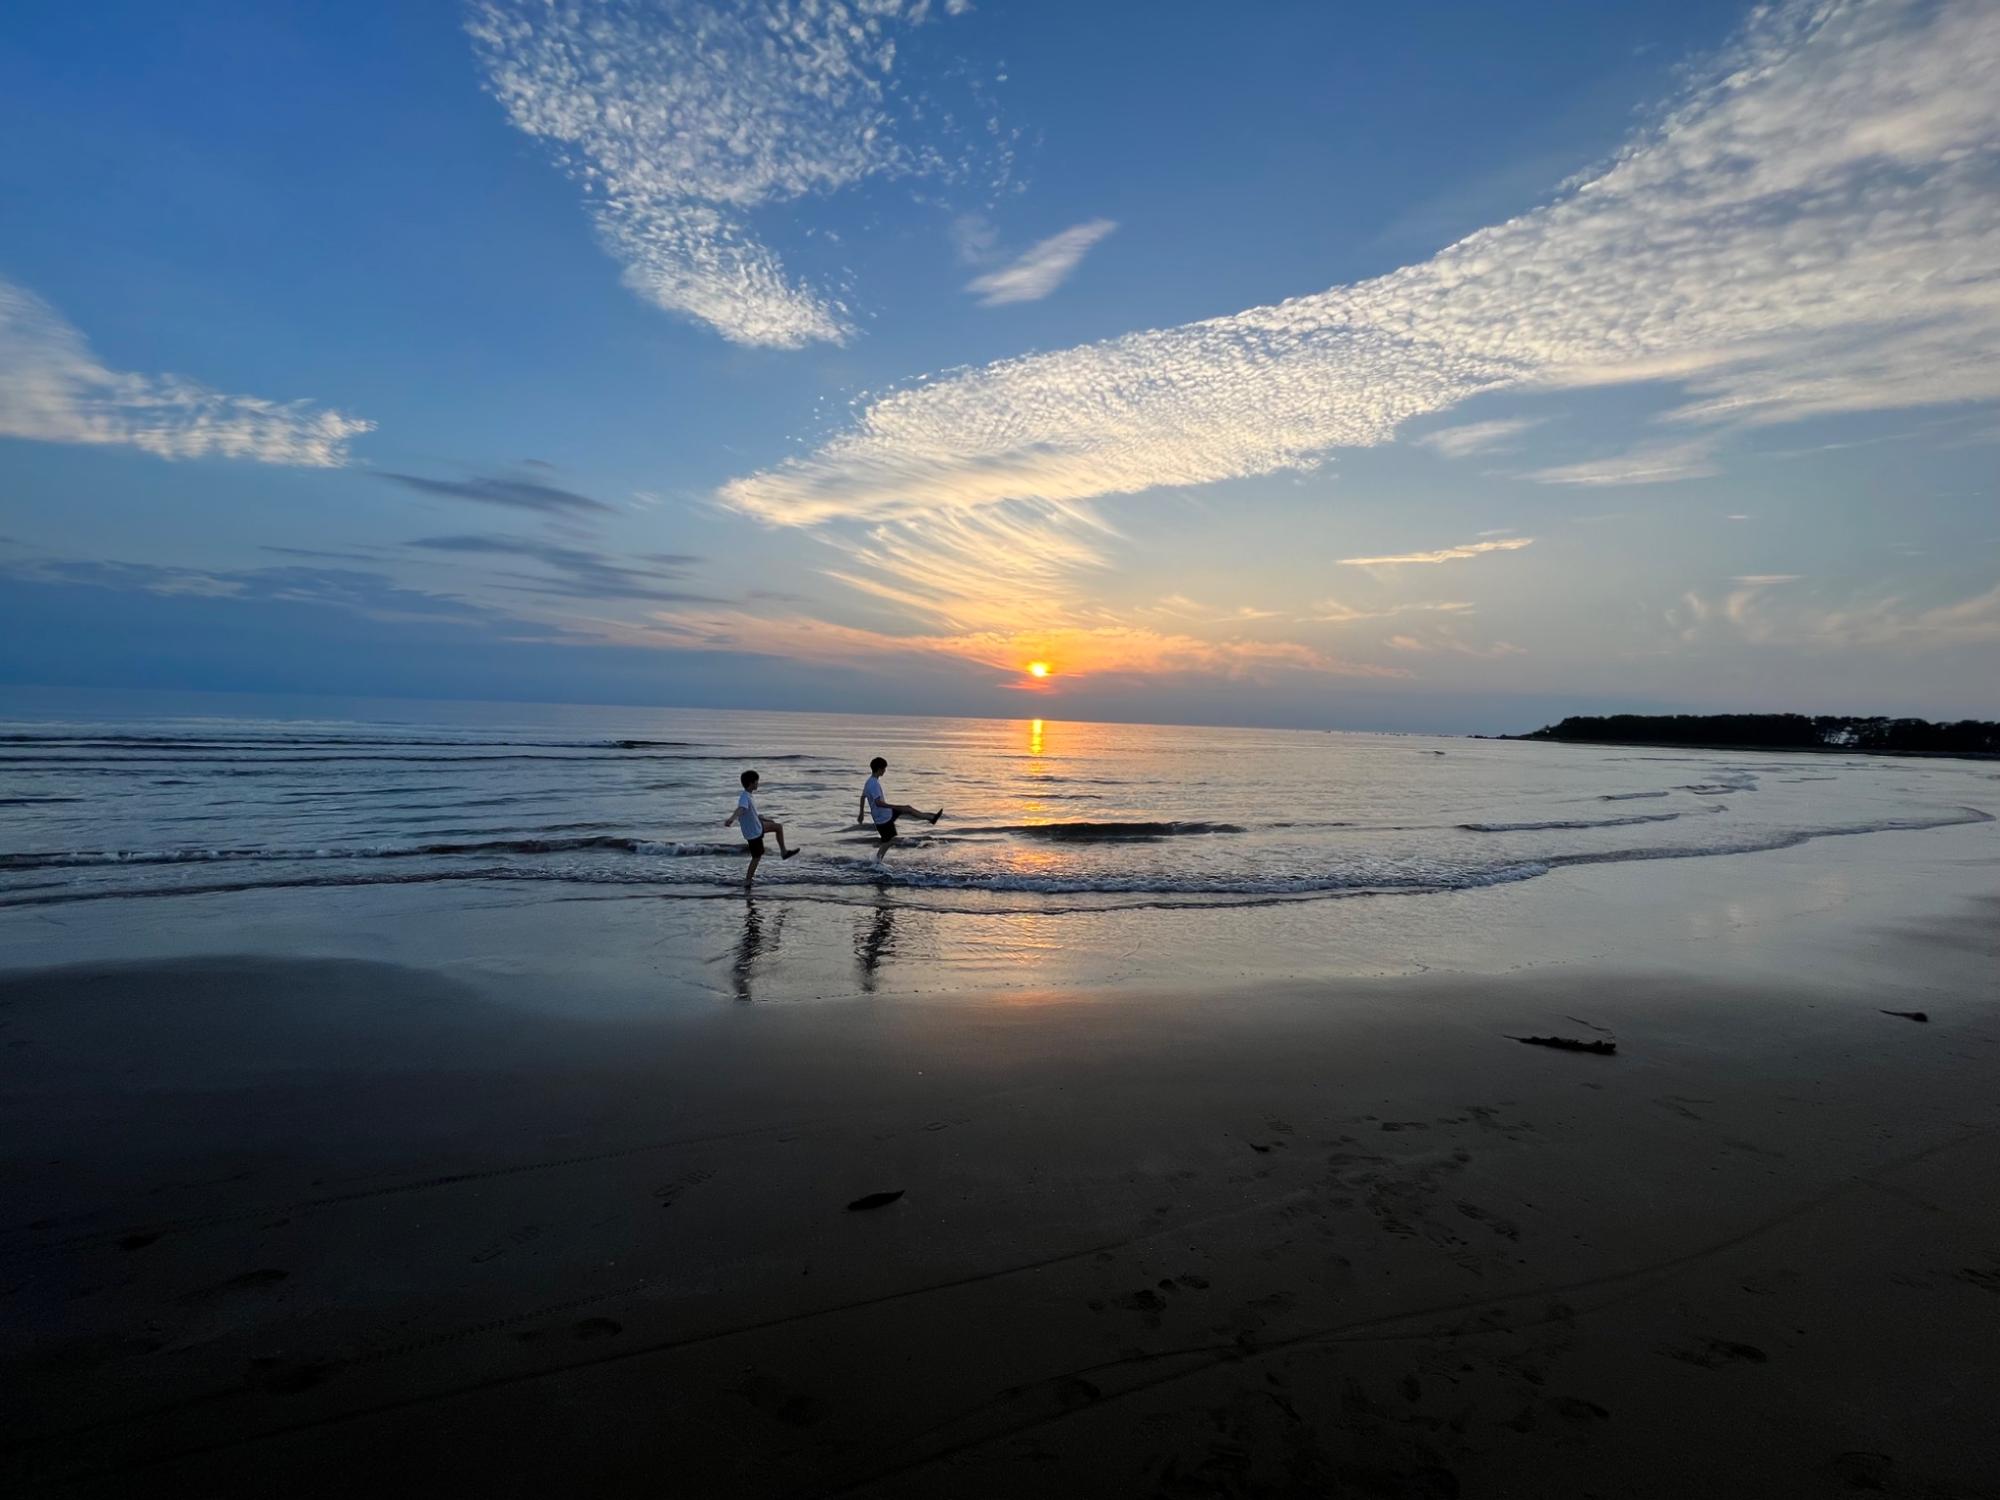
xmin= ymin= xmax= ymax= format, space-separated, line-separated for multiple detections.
xmin=1503 ymin=713 xmax=2000 ymax=757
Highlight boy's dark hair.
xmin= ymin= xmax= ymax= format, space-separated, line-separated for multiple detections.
xmin=869 ymin=756 xmax=888 ymax=773
xmin=740 ymin=769 xmax=758 ymax=788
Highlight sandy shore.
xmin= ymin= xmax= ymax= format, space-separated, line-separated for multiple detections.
xmin=4 ymin=886 xmax=1998 ymax=1497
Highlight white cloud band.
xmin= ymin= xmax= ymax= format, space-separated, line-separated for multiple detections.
xmin=468 ymin=0 xmax=974 ymax=348
xmin=724 ymin=0 xmax=2000 ymax=519
xmin=1338 ymin=538 xmax=1535 ymax=568
xmin=967 ymin=218 xmax=1118 ymax=305
xmin=0 ymin=277 xmax=372 ymax=467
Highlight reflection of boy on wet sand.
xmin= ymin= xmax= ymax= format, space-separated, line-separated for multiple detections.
xmin=855 ymin=896 xmax=895 ymax=991
xmin=724 ymin=769 xmax=797 ymax=886
xmin=857 ymin=756 xmax=943 ymax=864
xmin=731 ymin=898 xmax=785 ymax=1002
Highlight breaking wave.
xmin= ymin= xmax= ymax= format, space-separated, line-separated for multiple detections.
xmin=1458 ymin=811 xmax=1688 ymax=832
xmin=0 ymin=834 xmax=736 ymax=871
xmin=950 ymin=820 xmax=1246 ymax=841
xmin=1 ymin=809 xmax=1985 ymax=910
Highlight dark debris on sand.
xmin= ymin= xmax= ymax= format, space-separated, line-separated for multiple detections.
xmin=1509 ymin=1034 xmax=1618 ymax=1055
xmin=846 ymin=1190 xmax=905 ymax=1212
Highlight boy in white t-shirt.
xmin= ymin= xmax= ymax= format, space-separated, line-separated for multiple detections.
xmin=857 ymin=756 xmax=943 ymax=863
xmin=724 ymin=768 xmax=797 ymax=885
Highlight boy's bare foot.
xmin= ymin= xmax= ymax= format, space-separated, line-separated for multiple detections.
xmin=930 ymin=809 xmax=944 ymax=824
xmin=782 ymin=848 xmax=800 ymax=859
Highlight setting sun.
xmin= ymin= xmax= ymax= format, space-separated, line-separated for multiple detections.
xmin=1027 ymin=661 xmax=1051 ymax=678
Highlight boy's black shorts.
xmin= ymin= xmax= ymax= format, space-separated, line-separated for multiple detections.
xmin=875 ymin=820 xmax=898 ymax=842
xmin=745 ymin=835 xmax=768 ymax=856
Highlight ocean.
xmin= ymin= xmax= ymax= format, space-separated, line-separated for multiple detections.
xmin=2 ymin=697 xmax=1991 ymax=918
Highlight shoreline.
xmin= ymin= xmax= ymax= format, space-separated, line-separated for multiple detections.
xmin=4 ymin=796 xmax=1991 ymax=919
xmin=1493 ymin=734 xmax=2000 ymax=762
xmin=5 ymin=868 xmax=1998 ymax=1496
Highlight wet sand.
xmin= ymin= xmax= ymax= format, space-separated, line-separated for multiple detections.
xmin=4 ymin=893 xmax=1998 ymax=1497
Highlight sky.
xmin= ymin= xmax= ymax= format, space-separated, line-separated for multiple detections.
xmin=2 ymin=0 xmax=1997 ymax=733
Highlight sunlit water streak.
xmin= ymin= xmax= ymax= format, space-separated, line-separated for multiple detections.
xmin=0 ymin=703 xmax=1990 ymax=914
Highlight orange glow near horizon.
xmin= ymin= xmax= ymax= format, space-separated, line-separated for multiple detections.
xmin=1027 ymin=661 xmax=1051 ymax=678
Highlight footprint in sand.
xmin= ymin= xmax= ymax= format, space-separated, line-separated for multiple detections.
xmin=653 ymin=1168 xmax=716 ymax=1209
xmin=733 ymin=1371 xmax=825 ymax=1427
xmin=1958 ymin=1264 xmax=2000 ymax=1294
xmin=1455 ymin=1201 xmax=1521 ymax=1240
xmin=1656 ymin=1096 xmax=1713 ymax=1121
xmin=1663 ymin=1336 xmax=1768 ymax=1368
xmin=1117 ymin=1288 xmax=1170 ymax=1327
xmin=1551 ymin=1396 xmax=1611 ymax=1422
xmin=182 ymin=1268 xmax=289 ymax=1303
xmin=471 ymin=1225 xmax=542 ymax=1263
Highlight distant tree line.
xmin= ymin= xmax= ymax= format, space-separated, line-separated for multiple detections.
xmin=1521 ymin=714 xmax=2000 ymax=754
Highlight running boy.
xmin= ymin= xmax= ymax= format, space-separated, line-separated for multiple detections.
xmin=858 ymin=756 xmax=943 ymax=863
xmin=725 ymin=769 xmax=797 ymax=885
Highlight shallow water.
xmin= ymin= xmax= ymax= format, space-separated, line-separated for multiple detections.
xmin=1 ymin=699 xmax=1991 ymax=916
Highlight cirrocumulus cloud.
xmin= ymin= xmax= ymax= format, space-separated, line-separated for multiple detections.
xmin=466 ymin=0 xmax=982 ymax=348
xmin=723 ymin=0 xmax=2000 ymax=523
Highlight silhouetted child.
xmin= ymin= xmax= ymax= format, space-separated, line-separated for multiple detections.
xmin=858 ymin=756 xmax=943 ymax=863
xmin=725 ymin=769 xmax=797 ymax=885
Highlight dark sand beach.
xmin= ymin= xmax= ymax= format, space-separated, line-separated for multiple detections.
xmin=4 ymin=858 xmax=1998 ymax=1497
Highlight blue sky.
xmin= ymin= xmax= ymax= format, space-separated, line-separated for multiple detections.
xmin=2 ymin=0 xmax=1996 ymax=732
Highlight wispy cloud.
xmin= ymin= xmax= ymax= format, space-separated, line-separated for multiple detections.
xmin=1816 ymin=582 xmax=2000 ymax=647
xmin=1384 ymin=630 xmax=1525 ymax=658
xmin=950 ymin=213 xmax=1000 ymax=265
xmin=1302 ymin=598 xmax=1474 ymax=623
xmin=2 ymin=552 xmax=502 ymax=627
xmin=259 ymin=545 xmax=386 ymax=563
xmin=826 ymin=500 xmax=1117 ymax=631
xmin=1416 ymin=417 xmax=1542 ymax=458
xmin=406 ymin=533 xmax=710 ymax=602
xmin=1527 ymin=440 xmax=1719 ymax=487
xmin=1674 ymin=574 xmax=2000 ymax=648
xmin=378 ymin=470 xmax=614 ymax=515
xmin=466 ymin=0 xmax=981 ymax=348
xmin=966 ymin=218 xmax=1117 ymax=305
xmin=1338 ymin=537 xmax=1534 ymax=568
xmin=724 ymin=0 xmax=2000 ymax=523
xmin=0 ymin=275 xmax=371 ymax=466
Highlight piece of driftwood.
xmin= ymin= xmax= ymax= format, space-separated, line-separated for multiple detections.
xmin=1508 ymin=1034 xmax=1617 ymax=1055
xmin=846 ymin=1190 xmax=905 ymax=1212
xmin=1880 ymin=1009 xmax=1929 ymax=1023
